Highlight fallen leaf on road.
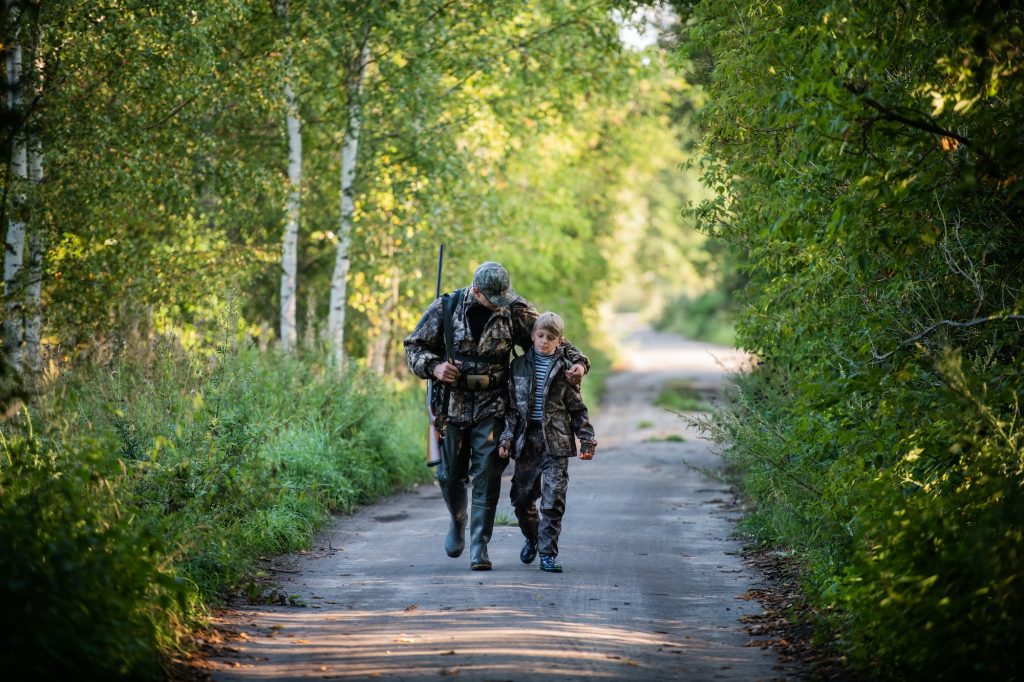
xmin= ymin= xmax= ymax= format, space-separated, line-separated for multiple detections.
xmin=405 ymin=604 xmax=418 ymax=611
xmin=439 ymin=668 xmax=459 ymax=676
xmin=439 ymin=651 xmax=456 ymax=656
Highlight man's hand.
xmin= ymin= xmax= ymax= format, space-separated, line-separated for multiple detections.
xmin=564 ymin=363 xmax=586 ymax=386
xmin=498 ymin=443 xmax=511 ymax=459
xmin=432 ymin=360 xmax=462 ymax=384
xmin=580 ymin=448 xmax=595 ymax=461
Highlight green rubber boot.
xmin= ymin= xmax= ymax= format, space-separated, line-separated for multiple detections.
xmin=469 ymin=504 xmax=494 ymax=571
xmin=444 ymin=491 xmax=468 ymax=558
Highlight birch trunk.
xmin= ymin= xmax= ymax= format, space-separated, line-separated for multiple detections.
xmin=327 ymin=44 xmax=369 ymax=368
xmin=276 ymin=0 xmax=300 ymax=352
xmin=24 ymin=143 xmax=42 ymax=373
xmin=25 ymin=32 xmax=44 ymax=374
xmin=279 ymin=60 xmax=301 ymax=352
xmin=3 ymin=7 xmax=26 ymax=370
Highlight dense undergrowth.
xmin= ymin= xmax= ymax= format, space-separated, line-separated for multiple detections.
xmin=0 ymin=334 xmax=426 ymax=679
xmin=680 ymin=0 xmax=1024 ymax=678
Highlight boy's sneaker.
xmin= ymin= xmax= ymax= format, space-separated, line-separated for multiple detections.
xmin=539 ymin=554 xmax=562 ymax=573
xmin=520 ymin=539 xmax=539 ymax=564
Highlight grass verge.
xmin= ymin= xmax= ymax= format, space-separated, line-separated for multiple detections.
xmin=0 ymin=336 xmax=428 ymax=679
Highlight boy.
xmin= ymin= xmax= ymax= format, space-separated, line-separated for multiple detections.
xmin=498 ymin=312 xmax=597 ymax=573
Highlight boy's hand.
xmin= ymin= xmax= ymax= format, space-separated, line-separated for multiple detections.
xmin=498 ymin=443 xmax=510 ymax=459
xmin=564 ymin=363 xmax=586 ymax=385
xmin=580 ymin=448 xmax=595 ymax=461
xmin=432 ymin=360 xmax=462 ymax=384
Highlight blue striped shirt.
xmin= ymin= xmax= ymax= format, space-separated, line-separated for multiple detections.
xmin=531 ymin=351 xmax=555 ymax=420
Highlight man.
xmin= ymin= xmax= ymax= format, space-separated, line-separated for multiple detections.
xmin=404 ymin=261 xmax=588 ymax=570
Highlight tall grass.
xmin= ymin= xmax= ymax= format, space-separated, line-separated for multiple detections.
xmin=0 ymin=334 xmax=428 ymax=679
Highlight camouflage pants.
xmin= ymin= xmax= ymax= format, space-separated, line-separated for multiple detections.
xmin=511 ymin=422 xmax=569 ymax=557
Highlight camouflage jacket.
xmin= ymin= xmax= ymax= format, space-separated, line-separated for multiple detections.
xmin=403 ymin=286 xmax=590 ymax=426
xmin=499 ymin=346 xmax=597 ymax=459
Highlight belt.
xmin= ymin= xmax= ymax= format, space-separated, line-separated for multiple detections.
xmin=457 ymin=372 xmax=507 ymax=390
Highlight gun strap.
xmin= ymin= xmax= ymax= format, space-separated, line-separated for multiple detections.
xmin=438 ymin=289 xmax=464 ymax=422
xmin=442 ymin=289 xmax=462 ymax=364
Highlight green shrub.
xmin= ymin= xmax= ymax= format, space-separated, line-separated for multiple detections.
xmin=1 ymin=335 xmax=429 ymax=675
xmin=710 ymin=349 xmax=1023 ymax=679
xmin=683 ymin=0 xmax=1024 ymax=676
xmin=0 ymin=418 xmax=186 ymax=680
xmin=836 ymin=350 xmax=1023 ymax=678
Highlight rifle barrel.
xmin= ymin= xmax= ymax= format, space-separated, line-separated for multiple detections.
xmin=435 ymin=244 xmax=444 ymax=300
xmin=426 ymin=242 xmax=445 ymax=468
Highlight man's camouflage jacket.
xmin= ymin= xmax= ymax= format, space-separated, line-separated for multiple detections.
xmin=403 ymin=286 xmax=590 ymax=426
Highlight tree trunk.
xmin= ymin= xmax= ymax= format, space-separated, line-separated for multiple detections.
xmin=276 ymin=0 xmax=300 ymax=353
xmin=3 ymin=6 xmax=26 ymax=370
xmin=24 ymin=223 xmax=41 ymax=374
xmin=24 ymin=31 xmax=43 ymax=375
xmin=327 ymin=43 xmax=369 ymax=368
xmin=279 ymin=57 xmax=301 ymax=352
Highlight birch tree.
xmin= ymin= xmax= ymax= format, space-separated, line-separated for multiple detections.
xmin=276 ymin=0 xmax=301 ymax=352
xmin=23 ymin=138 xmax=41 ymax=373
xmin=326 ymin=41 xmax=368 ymax=368
xmin=3 ymin=0 xmax=26 ymax=370
xmin=23 ymin=17 xmax=43 ymax=374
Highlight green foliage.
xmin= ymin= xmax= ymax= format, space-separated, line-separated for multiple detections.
xmin=1 ymin=334 xmax=426 ymax=674
xmin=655 ymin=290 xmax=735 ymax=346
xmin=653 ymin=379 xmax=710 ymax=412
xmin=6 ymin=1 xmax=649 ymax=367
xmin=0 ymin=418 xmax=184 ymax=680
xmin=680 ymin=0 xmax=1024 ymax=677
xmin=493 ymin=510 xmax=517 ymax=527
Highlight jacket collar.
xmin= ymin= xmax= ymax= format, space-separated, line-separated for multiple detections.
xmin=528 ymin=345 xmax=566 ymax=363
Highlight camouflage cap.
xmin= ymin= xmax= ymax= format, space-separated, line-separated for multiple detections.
xmin=472 ymin=261 xmax=518 ymax=308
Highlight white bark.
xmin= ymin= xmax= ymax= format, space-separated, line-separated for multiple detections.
xmin=327 ymin=44 xmax=369 ymax=368
xmin=25 ymin=29 xmax=44 ymax=374
xmin=279 ymin=53 xmax=301 ymax=352
xmin=3 ymin=9 xmax=26 ymax=370
xmin=274 ymin=0 xmax=301 ymax=352
xmin=25 ymin=140 xmax=43 ymax=374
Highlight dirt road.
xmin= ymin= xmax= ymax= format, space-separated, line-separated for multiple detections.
xmin=207 ymin=320 xmax=790 ymax=681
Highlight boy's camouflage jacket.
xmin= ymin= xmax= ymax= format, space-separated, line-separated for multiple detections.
xmin=499 ymin=346 xmax=597 ymax=458
xmin=403 ymin=286 xmax=589 ymax=426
